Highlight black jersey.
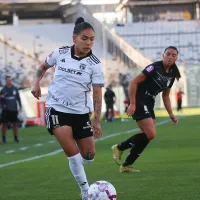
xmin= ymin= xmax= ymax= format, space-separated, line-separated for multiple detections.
xmin=136 ymin=61 xmax=180 ymax=108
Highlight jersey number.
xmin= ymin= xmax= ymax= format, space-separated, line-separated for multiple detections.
xmin=51 ymin=115 xmax=59 ymax=125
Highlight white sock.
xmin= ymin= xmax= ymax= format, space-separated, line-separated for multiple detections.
xmin=68 ymin=153 xmax=89 ymax=191
xmin=81 ymin=156 xmax=94 ymax=165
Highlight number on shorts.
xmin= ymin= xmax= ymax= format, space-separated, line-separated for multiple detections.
xmin=51 ymin=115 xmax=59 ymax=125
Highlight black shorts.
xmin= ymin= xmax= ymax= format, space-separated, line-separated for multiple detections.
xmin=132 ymin=103 xmax=155 ymax=122
xmin=45 ymin=107 xmax=93 ymax=139
xmin=1 ymin=110 xmax=18 ymax=123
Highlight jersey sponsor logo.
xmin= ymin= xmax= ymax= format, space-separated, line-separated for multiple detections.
xmin=52 ymin=95 xmax=73 ymax=107
xmin=145 ymin=90 xmax=156 ymax=99
xmin=58 ymin=66 xmax=82 ymax=76
xmin=146 ymin=65 xmax=154 ymax=73
xmin=79 ymin=63 xmax=86 ymax=71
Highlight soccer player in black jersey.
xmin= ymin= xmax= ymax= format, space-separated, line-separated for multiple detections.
xmin=111 ymin=46 xmax=180 ymax=173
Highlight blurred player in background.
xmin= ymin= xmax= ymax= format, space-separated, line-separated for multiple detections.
xmin=112 ymin=46 xmax=180 ymax=173
xmin=176 ymin=88 xmax=184 ymax=113
xmin=31 ymin=17 xmax=104 ymax=200
xmin=0 ymin=76 xmax=22 ymax=144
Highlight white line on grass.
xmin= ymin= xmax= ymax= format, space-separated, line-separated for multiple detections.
xmin=19 ymin=147 xmax=29 ymax=151
xmin=34 ymin=143 xmax=43 ymax=147
xmin=5 ymin=150 xmax=16 ymax=154
xmin=0 ymin=118 xmax=175 ymax=169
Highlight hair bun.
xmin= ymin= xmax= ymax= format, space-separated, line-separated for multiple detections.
xmin=75 ymin=17 xmax=85 ymax=25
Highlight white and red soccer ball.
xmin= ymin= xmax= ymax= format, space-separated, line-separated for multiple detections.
xmin=88 ymin=180 xmax=117 ymax=200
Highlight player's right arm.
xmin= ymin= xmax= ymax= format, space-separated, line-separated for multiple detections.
xmin=127 ymin=64 xmax=156 ymax=117
xmin=127 ymin=73 xmax=146 ymax=116
xmin=31 ymin=48 xmax=59 ymax=100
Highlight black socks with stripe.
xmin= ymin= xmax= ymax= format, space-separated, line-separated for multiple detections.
xmin=118 ymin=133 xmax=149 ymax=166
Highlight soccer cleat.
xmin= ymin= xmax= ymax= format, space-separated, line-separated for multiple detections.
xmin=111 ymin=144 xmax=123 ymax=166
xmin=120 ymin=165 xmax=140 ymax=173
xmin=81 ymin=190 xmax=88 ymax=200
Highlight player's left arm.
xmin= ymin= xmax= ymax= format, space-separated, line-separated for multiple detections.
xmin=162 ymin=88 xmax=178 ymax=124
xmin=92 ymin=61 xmax=104 ymax=138
xmin=93 ymin=87 xmax=102 ymax=124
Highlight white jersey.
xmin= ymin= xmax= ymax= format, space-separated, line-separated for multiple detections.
xmin=45 ymin=45 xmax=104 ymax=114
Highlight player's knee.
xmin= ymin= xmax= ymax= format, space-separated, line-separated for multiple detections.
xmin=145 ymin=131 xmax=156 ymax=141
xmin=82 ymin=152 xmax=95 ymax=164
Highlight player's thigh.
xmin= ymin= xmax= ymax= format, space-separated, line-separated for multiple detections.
xmin=10 ymin=111 xmax=18 ymax=123
xmin=1 ymin=111 xmax=9 ymax=123
xmin=53 ymin=125 xmax=79 ymax=157
xmin=76 ymin=136 xmax=95 ymax=159
xmin=137 ymin=118 xmax=156 ymax=140
xmin=72 ymin=113 xmax=95 ymax=159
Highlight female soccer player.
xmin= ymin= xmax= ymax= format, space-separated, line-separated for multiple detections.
xmin=111 ymin=46 xmax=180 ymax=173
xmin=31 ymin=17 xmax=104 ymax=199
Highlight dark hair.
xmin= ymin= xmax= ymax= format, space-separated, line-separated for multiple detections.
xmin=164 ymin=46 xmax=179 ymax=54
xmin=73 ymin=17 xmax=94 ymax=35
xmin=5 ymin=76 xmax=11 ymax=80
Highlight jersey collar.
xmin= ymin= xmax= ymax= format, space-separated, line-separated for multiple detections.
xmin=71 ymin=45 xmax=92 ymax=61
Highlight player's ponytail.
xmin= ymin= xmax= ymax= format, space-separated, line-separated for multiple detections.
xmin=73 ymin=17 xmax=94 ymax=34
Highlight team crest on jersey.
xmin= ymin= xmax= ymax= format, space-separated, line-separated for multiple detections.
xmin=79 ymin=63 xmax=86 ymax=71
xmin=167 ymin=78 xmax=172 ymax=87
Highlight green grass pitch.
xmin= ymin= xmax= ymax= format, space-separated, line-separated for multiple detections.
xmin=1 ymin=111 xmax=200 ymax=200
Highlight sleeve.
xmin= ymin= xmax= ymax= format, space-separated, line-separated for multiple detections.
xmin=92 ymin=63 xmax=104 ymax=87
xmin=45 ymin=48 xmax=60 ymax=67
xmin=142 ymin=65 xmax=156 ymax=77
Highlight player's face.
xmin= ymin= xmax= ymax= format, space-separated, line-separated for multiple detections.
xmin=73 ymin=28 xmax=95 ymax=55
xmin=6 ymin=77 xmax=12 ymax=86
xmin=162 ymin=48 xmax=178 ymax=67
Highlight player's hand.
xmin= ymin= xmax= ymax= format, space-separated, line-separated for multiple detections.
xmin=31 ymin=83 xmax=41 ymax=100
xmin=92 ymin=120 xmax=103 ymax=139
xmin=0 ymin=93 xmax=7 ymax=99
xmin=170 ymin=114 xmax=178 ymax=125
xmin=127 ymin=103 xmax=136 ymax=117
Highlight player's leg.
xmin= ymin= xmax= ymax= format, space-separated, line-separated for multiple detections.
xmin=76 ymin=136 xmax=95 ymax=164
xmin=120 ymin=118 xmax=156 ymax=172
xmin=53 ymin=126 xmax=90 ymax=198
xmin=11 ymin=111 xmax=19 ymax=143
xmin=73 ymin=114 xmax=94 ymax=199
xmin=1 ymin=111 xmax=9 ymax=144
xmin=111 ymin=103 xmax=146 ymax=165
xmin=46 ymin=108 xmax=90 ymax=199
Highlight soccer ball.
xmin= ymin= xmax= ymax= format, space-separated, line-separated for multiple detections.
xmin=88 ymin=180 xmax=117 ymax=200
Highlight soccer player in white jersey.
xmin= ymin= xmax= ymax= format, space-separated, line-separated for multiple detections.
xmin=31 ymin=17 xmax=104 ymax=200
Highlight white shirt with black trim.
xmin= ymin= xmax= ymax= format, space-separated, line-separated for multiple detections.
xmin=45 ymin=45 xmax=104 ymax=114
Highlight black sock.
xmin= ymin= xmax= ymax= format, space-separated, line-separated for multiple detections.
xmin=122 ymin=133 xmax=149 ymax=166
xmin=118 ymin=133 xmax=143 ymax=151
xmin=14 ymin=135 xmax=19 ymax=142
xmin=2 ymin=135 xmax=6 ymax=143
